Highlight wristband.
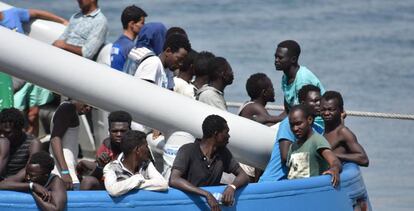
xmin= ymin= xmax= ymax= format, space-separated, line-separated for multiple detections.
xmin=29 ymin=182 xmax=34 ymax=191
xmin=61 ymin=170 xmax=70 ymax=175
xmin=228 ymin=184 xmax=236 ymax=190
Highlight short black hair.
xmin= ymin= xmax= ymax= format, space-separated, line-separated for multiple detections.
xmin=322 ymin=91 xmax=344 ymax=111
xmin=277 ymin=40 xmax=301 ymax=58
xmin=290 ymin=104 xmax=313 ymax=119
xmin=166 ymin=26 xmax=188 ymax=39
xmin=194 ymin=51 xmax=215 ymax=77
xmin=208 ymin=57 xmax=228 ymax=81
xmin=163 ymin=34 xmax=191 ymax=53
xmin=120 ymin=130 xmax=147 ymax=155
xmin=180 ymin=50 xmax=198 ymax=73
xmin=298 ymin=84 xmax=321 ymax=103
xmin=202 ymin=115 xmax=227 ymax=138
xmin=121 ymin=5 xmax=147 ymax=29
xmin=28 ymin=151 xmax=55 ymax=173
xmin=246 ymin=73 xmax=270 ymax=100
xmin=108 ymin=111 xmax=132 ymax=127
xmin=0 ymin=108 xmax=24 ymax=130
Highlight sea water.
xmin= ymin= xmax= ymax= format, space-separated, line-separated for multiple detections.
xmin=2 ymin=0 xmax=414 ymax=210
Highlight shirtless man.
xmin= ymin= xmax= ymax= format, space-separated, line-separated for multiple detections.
xmin=321 ymin=91 xmax=369 ymax=167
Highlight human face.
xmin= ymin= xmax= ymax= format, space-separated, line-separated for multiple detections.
xmin=303 ymin=91 xmax=321 ymax=116
xmin=263 ymin=78 xmax=275 ymax=102
xmin=289 ymin=110 xmax=313 ymax=140
xmin=131 ymin=17 xmax=145 ymax=35
xmin=215 ymin=124 xmax=230 ymax=147
xmin=75 ymin=102 xmax=91 ymax=115
xmin=77 ymin=0 xmax=94 ymax=11
xmin=166 ymin=48 xmax=188 ymax=70
xmin=0 ymin=122 xmax=20 ymax=143
xmin=109 ymin=122 xmax=129 ymax=145
xmin=321 ymin=98 xmax=341 ymax=123
xmin=25 ymin=164 xmax=49 ymax=186
xmin=223 ymin=62 xmax=234 ymax=85
xmin=137 ymin=143 xmax=151 ymax=162
xmin=274 ymin=47 xmax=291 ymax=71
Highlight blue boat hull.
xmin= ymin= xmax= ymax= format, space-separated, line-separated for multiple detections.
xmin=0 ymin=163 xmax=368 ymax=210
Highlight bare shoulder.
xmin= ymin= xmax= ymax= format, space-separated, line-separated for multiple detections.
xmin=338 ymin=126 xmax=358 ymax=142
xmin=49 ymin=176 xmax=66 ymax=191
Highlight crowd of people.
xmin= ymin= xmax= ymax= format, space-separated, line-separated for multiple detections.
xmin=0 ymin=1 xmax=370 ymax=211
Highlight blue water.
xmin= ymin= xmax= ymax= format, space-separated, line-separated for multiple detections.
xmin=3 ymin=0 xmax=414 ymax=210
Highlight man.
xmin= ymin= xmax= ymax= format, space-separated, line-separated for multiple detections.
xmin=321 ymin=91 xmax=369 ymax=167
xmin=173 ymin=50 xmax=198 ymax=98
xmin=76 ymin=110 xmax=132 ymax=190
xmin=53 ymin=0 xmax=108 ymax=60
xmin=239 ymin=73 xmax=284 ymax=126
xmin=286 ymin=105 xmax=341 ymax=187
xmin=1 ymin=6 xmax=68 ymax=136
xmin=0 ymin=151 xmax=67 ymax=211
xmin=0 ymin=108 xmax=41 ymax=178
xmin=169 ymin=115 xmax=249 ymax=210
xmin=274 ymin=40 xmax=325 ymax=113
xmin=196 ymin=57 xmax=234 ymax=111
xmin=259 ymin=85 xmax=323 ymax=182
xmin=103 ymin=130 xmax=168 ymax=197
xmin=192 ymin=51 xmax=215 ymax=93
xmin=49 ymin=100 xmax=91 ymax=190
xmin=110 ymin=5 xmax=147 ymax=71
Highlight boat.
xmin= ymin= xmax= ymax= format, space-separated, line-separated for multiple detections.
xmin=0 ymin=2 xmax=370 ymax=210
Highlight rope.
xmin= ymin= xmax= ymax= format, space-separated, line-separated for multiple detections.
xmin=226 ymin=102 xmax=414 ymax=120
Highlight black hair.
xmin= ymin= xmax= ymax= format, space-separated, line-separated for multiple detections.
xmin=121 ymin=5 xmax=147 ymax=29
xmin=108 ymin=111 xmax=132 ymax=127
xmin=298 ymin=84 xmax=321 ymax=103
xmin=208 ymin=57 xmax=228 ymax=81
xmin=290 ymin=104 xmax=313 ymax=119
xmin=163 ymin=34 xmax=191 ymax=53
xmin=0 ymin=108 xmax=24 ymax=130
xmin=246 ymin=73 xmax=270 ymax=100
xmin=180 ymin=50 xmax=198 ymax=73
xmin=194 ymin=51 xmax=215 ymax=77
xmin=120 ymin=130 xmax=147 ymax=155
xmin=28 ymin=151 xmax=55 ymax=172
xmin=322 ymin=91 xmax=344 ymax=111
xmin=277 ymin=40 xmax=301 ymax=58
xmin=166 ymin=26 xmax=188 ymax=39
xmin=202 ymin=115 xmax=227 ymax=138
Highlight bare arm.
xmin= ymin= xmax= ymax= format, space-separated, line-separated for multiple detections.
xmin=0 ymin=138 xmax=10 ymax=176
xmin=28 ymin=9 xmax=68 ymax=25
xmin=336 ymin=127 xmax=369 ymax=167
xmin=221 ymin=166 xmax=249 ymax=206
xmin=319 ymin=148 xmax=342 ymax=187
xmin=52 ymin=40 xmax=83 ymax=56
xmin=32 ymin=177 xmax=67 ymax=211
xmin=245 ymin=104 xmax=284 ymax=125
xmin=169 ymin=169 xmax=220 ymax=211
xmin=50 ymin=136 xmax=72 ymax=189
xmin=279 ymin=140 xmax=292 ymax=164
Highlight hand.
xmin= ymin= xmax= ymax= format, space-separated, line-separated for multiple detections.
xmin=76 ymin=160 xmax=96 ymax=176
xmin=152 ymin=130 xmax=162 ymax=140
xmin=206 ymin=192 xmax=221 ymax=211
xmin=323 ymin=168 xmax=340 ymax=188
xmin=61 ymin=173 xmax=73 ymax=190
xmin=62 ymin=20 xmax=69 ymax=26
xmin=221 ymin=186 xmax=235 ymax=206
xmin=97 ymin=152 xmax=111 ymax=167
xmin=52 ymin=40 xmax=66 ymax=49
xmin=32 ymin=183 xmax=51 ymax=202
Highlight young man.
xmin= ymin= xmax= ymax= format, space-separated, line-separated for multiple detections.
xmin=321 ymin=91 xmax=369 ymax=167
xmin=259 ymin=85 xmax=323 ymax=182
xmin=239 ymin=73 xmax=284 ymax=126
xmin=53 ymin=0 xmax=108 ymax=60
xmin=0 ymin=151 xmax=67 ymax=211
xmin=173 ymin=50 xmax=198 ymax=98
xmin=110 ymin=5 xmax=147 ymax=71
xmin=274 ymin=40 xmax=325 ymax=113
xmin=169 ymin=115 xmax=249 ymax=210
xmin=0 ymin=108 xmax=41 ymax=178
xmin=49 ymin=100 xmax=91 ymax=190
xmin=130 ymin=33 xmax=191 ymax=89
xmin=76 ymin=110 xmax=132 ymax=190
xmin=287 ymin=105 xmax=341 ymax=187
xmin=192 ymin=51 xmax=215 ymax=92
xmin=103 ymin=130 xmax=168 ymax=197
xmin=196 ymin=57 xmax=234 ymax=111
